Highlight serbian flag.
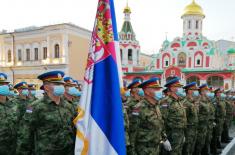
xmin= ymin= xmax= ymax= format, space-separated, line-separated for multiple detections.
xmin=73 ymin=0 xmax=126 ymax=155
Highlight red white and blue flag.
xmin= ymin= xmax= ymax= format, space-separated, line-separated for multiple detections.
xmin=73 ymin=0 xmax=126 ymax=155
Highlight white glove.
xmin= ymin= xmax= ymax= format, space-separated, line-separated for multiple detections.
xmin=163 ymin=139 xmax=172 ymax=151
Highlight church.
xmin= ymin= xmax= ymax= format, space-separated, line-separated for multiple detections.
xmin=123 ymin=0 xmax=235 ymax=90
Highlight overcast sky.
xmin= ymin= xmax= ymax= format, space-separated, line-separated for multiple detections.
xmin=0 ymin=0 xmax=234 ymax=54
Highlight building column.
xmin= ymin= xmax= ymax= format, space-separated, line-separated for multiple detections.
xmin=62 ymin=33 xmax=69 ymax=64
xmin=47 ymin=36 xmax=51 ymax=60
xmin=123 ymin=48 xmax=128 ymax=65
xmin=132 ymin=49 xmax=137 ymax=65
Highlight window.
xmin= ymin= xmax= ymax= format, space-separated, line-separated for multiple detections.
xmin=197 ymin=59 xmax=201 ymax=65
xmin=8 ymin=50 xmax=12 ymax=62
xmin=128 ymin=49 xmax=132 ymax=61
xmin=188 ymin=20 xmax=191 ymax=29
xmin=26 ymin=49 xmax=30 ymax=61
xmin=34 ymin=48 xmax=38 ymax=60
xmin=196 ymin=20 xmax=199 ymax=29
xmin=207 ymin=76 xmax=224 ymax=88
xmin=165 ymin=61 xmax=169 ymax=66
xmin=187 ymin=76 xmax=200 ymax=86
xmin=18 ymin=49 xmax=22 ymax=61
xmin=54 ymin=44 xmax=60 ymax=58
xmin=43 ymin=47 xmax=47 ymax=59
xmin=137 ymin=50 xmax=140 ymax=64
xmin=120 ymin=49 xmax=123 ymax=61
xmin=163 ymin=56 xmax=170 ymax=67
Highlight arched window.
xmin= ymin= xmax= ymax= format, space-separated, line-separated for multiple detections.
xmin=128 ymin=49 xmax=132 ymax=61
xmin=8 ymin=50 xmax=12 ymax=62
xmin=186 ymin=76 xmax=200 ymax=86
xmin=164 ymin=56 xmax=170 ymax=67
xmin=54 ymin=44 xmax=60 ymax=58
xmin=18 ymin=49 xmax=22 ymax=61
xmin=207 ymin=76 xmax=224 ymax=88
xmin=194 ymin=52 xmax=203 ymax=67
xmin=120 ymin=49 xmax=123 ymax=61
xmin=26 ymin=49 xmax=30 ymax=61
xmin=188 ymin=20 xmax=191 ymax=29
xmin=196 ymin=20 xmax=199 ymax=29
xmin=178 ymin=52 xmax=186 ymax=67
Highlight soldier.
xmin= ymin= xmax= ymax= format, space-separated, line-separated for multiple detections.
xmin=63 ymin=77 xmax=80 ymax=112
xmin=28 ymin=84 xmax=37 ymax=102
xmin=182 ymin=82 xmax=199 ymax=155
xmin=0 ymin=73 xmax=18 ymax=155
xmin=16 ymin=71 xmax=75 ymax=155
xmin=162 ymin=77 xmax=186 ymax=155
xmin=8 ymin=83 xmax=17 ymax=98
xmin=13 ymin=82 xmax=30 ymax=123
xmin=126 ymin=79 xmax=142 ymax=155
xmin=221 ymin=90 xmax=234 ymax=143
xmin=73 ymin=80 xmax=82 ymax=102
xmin=193 ymin=84 xmax=210 ymax=155
xmin=134 ymin=77 xmax=167 ymax=155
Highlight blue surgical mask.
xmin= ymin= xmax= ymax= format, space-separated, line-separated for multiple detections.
xmin=154 ymin=91 xmax=163 ymax=100
xmin=68 ymin=87 xmax=80 ymax=97
xmin=207 ymin=92 xmax=214 ymax=99
xmin=9 ymin=90 xmax=15 ymax=96
xmin=22 ymin=89 xmax=29 ymax=96
xmin=124 ymin=91 xmax=130 ymax=97
xmin=53 ymin=85 xmax=65 ymax=96
xmin=192 ymin=91 xmax=199 ymax=97
xmin=0 ymin=85 xmax=10 ymax=96
xmin=138 ymin=89 xmax=145 ymax=97
xmin=233 ymin=96 xmax=235 ymax=100
xmin=176 ymin=88 xmax=186 ymax=97
xmin=220 ymin=93 xmax=226 ymax=99
xmin=30 ymin=90 xmax=36 ymax=96
xmin=228 ymin=95 xmax=232 ymax=99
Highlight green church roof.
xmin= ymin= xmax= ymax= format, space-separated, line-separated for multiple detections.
xmin=227 ymin=48 xmax=235 ymax=54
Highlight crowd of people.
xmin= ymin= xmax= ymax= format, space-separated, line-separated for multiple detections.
xmin=122 ymin=77 xmax=235 ymax=155
xmin=0 ymin=71 xmax=81 ymax=155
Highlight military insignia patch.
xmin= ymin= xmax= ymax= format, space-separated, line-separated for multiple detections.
xmin=26 ymin=106 xmax=33 ymax=113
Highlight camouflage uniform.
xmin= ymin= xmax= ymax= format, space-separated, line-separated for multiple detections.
xmin=202 ymin=97 xmax=215 ymax=155
xmin=194 ymin=96 xmax=210 ymax=155
xmin=182 ymin=96 xmax=198 ymax=155
xmin=221 ymin=97 xmax=234 ymax=142
xmin=135 ymin=99 xmax=164 ymax=155
xmin=0 ymin=97 xmax=18 ymax=155
xmin=12 ymin=96 xmax=30 ymax=123
xmin=126 ymin=96 xmax=141 ymax=155
xmin=16 ymin=95 xmax=75 ymax=155
xmin=164 ymin=96 xmax=187 ymax=155
xmin=123 ymin=104 xmax=131 ymax=154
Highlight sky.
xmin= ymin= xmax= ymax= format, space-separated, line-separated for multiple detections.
xmin=0 ymin=0 xmax=234 ymax=55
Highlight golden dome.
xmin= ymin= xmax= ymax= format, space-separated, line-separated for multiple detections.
xmin=124 ymin=5 xmax=131 ymax=14
xmin=182 ymin=0 xmax=205 ymax=18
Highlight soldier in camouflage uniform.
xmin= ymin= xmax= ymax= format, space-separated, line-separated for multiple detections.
xmin=125 ymin=79 xmax=142 ymax=155
xmin=181 ymin=82 xmax=199 ymax=155
xmin=193 ymin=84 xmax=210 ymax=155
xmin=214 ymin=88 xmax=227 ymax=149
xmin=12 ymin=82 xmax=30 ymax=123
xmin=0 ymin=73 xmax=18 ymax=155
xmin=28 ymin=84 xmax=38 ymax=102
xmin=134 ymin=78 xmax=165 ymax=155
xmin=221 ymin=90 xmax=234 ymax=143
xmin=73 ymin=80 xmax=82 ymax=103
xmin=63 ymin=77 xmax=81 ymax=112
xmin=16 ymin=71 xmax=75 ymax=155
xmin=162 ymin=77 xmax=186 ymax=155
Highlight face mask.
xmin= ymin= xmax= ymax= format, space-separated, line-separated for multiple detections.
xmin=30 ymin=90 xmax=36 ymax=96
xmin=228 ymin=95 xmax=232 ymax=99
xmin=68 ymin=87 xmax=80 ymax=97
xmin=138 ymin=89 xmax=145 ymax=97
xmin=22 ymin=89 xmax=29 ymax=96
xmin=124 ymin=91 xmax=130 ymax=97
xmin=154 ymin=91 xmax=163 ymax=100
xmin=220 ymin=93 xmax=226 ymax=99
xmin=233 ymin=96 xmax=235 ymax=100
xmin=53 ymin=85 xmax=65 ymax=96
xmin=192 ymin=91 xmax=199 ymax=97
xmin=176 ymin=88 xmax=186 ymax=97
xmin=0 ymin=85 xmax=10 ymax=96
xmin=9 ymin=90 xmax=15 ymax=96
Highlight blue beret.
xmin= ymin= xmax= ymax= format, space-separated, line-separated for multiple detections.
xmin=14 ymin=82 xmax=28 ymax=89
xmin=183 ymin=82 xmax=198 ymax=90
xmin=139 ymin=77 xmax=162 ymax=89
xmin=0 ymin=73 xmax=10 ymax=83
xmin=164 ymin=77 xmax=183 ymax=87
xmin=38 ymin=71 xmax=65 ymax=83
xmin=127 ymin=79 xmax=141 ymax=89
